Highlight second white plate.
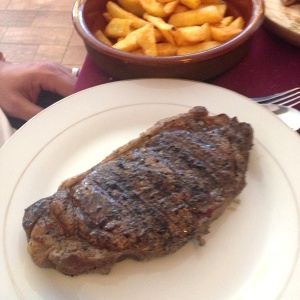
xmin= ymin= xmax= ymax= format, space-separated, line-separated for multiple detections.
xmin=264 ymin=0 xmax=300 ymax=46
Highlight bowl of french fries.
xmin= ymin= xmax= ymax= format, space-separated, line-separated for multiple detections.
xmin=73 ymin=0 xmax=264 ymax=80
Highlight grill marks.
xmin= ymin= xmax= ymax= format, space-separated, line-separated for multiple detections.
xmin=71 ymin=127 xmax=240 ymax=253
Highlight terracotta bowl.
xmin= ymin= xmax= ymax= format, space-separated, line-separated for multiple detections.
xmin=73 ymin=0 xmax=264 ymax=80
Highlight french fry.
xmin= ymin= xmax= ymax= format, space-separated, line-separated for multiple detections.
xmin=139 ymin=0 xmax=167 ymax=17
xmin=179 ymin=0 xmax=201 ymax=9
xmin=198 ymin=4 xmax=226 ymax=16
xmin=168 ymin=5 xmax=223 ymax=27
xmin=94 ymin=29 xmax=113 ymax=46
xmin=106 ymin=1 xmax=148 ymax=28
xmin=171 ymin=29 xmax=185 ymax=46
xmin=163 ymin=0 xmax=179 ymax=14
xmin=157 ymin=43 xmax=178 ymax=55
xmin=177 ymin=40 xmax=222 ymax=55
xmin=215 ymin=3 xmax=226 ymax=16
xmin=173 ymin=23 xmax=211 ymax=45
xmin=113 ymin=26 xmax=146 ymax=51
xmin=172 ymin=4 xmax=189 ymax=13
xmin=229 ymin=16 xmax=245 ymax=29
xmin=136 ymin=24 xmax=158 ymax=55
xmin=117 ymin=0 xmax=145 ymax=17
xmin=103 ymin=12 xmax=112 ymax=22
xmin=154 ymin=28 xmax=164 ymax=42
xmin=105 ymin=18 xmax=133 ymax=38
xmin=210 ymin=25 xmax=242 ymax=42
xmin=221 ymin=16 xmax=233 ymax=26
xmin=144 ymin=13 xmax=176 ymax=44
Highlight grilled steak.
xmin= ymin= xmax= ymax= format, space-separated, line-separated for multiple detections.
xmin=23 ymin=107 xmax=253 ymax=276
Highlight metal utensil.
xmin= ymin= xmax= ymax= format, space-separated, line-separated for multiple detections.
xmin=263 ymin=103 xmax=300 ymax=131
xmin=252 ymin=87 xmax=300 ymax=104
xmin=252 ymin=88 xmax=300 ymax=131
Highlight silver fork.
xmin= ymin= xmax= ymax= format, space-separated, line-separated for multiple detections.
xmin=252 ymin=87 xmax=300 ymax=106
xmin=252 ymin=87 xmax=300 ymax=131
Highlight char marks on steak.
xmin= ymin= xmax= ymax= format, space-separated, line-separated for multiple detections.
xmin=23 ymin=107 xmax=253 ymax=276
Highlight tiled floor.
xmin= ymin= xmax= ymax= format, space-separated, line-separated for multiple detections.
xmin=0 ymin=0 xmax=86 ymax=68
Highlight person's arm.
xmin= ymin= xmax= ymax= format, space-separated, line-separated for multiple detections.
xmin=0 ymin=59 xmax=77 ymax=120
xmin=281 ymin=0 xmax=297 ymax=5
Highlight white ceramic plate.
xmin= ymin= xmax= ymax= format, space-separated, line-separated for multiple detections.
xmin=264 ymin=0 xmax=300 ymax=46
xmin=1 ymin=79 xmax=300 ymax=300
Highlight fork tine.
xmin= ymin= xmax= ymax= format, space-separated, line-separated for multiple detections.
xmin=253 ymin=87 xmax=300 ymax=103
xmin=287 ymin=99 xmax=300 ymax=108
xmin=272 ymin=92 xmax=300 ymax=106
